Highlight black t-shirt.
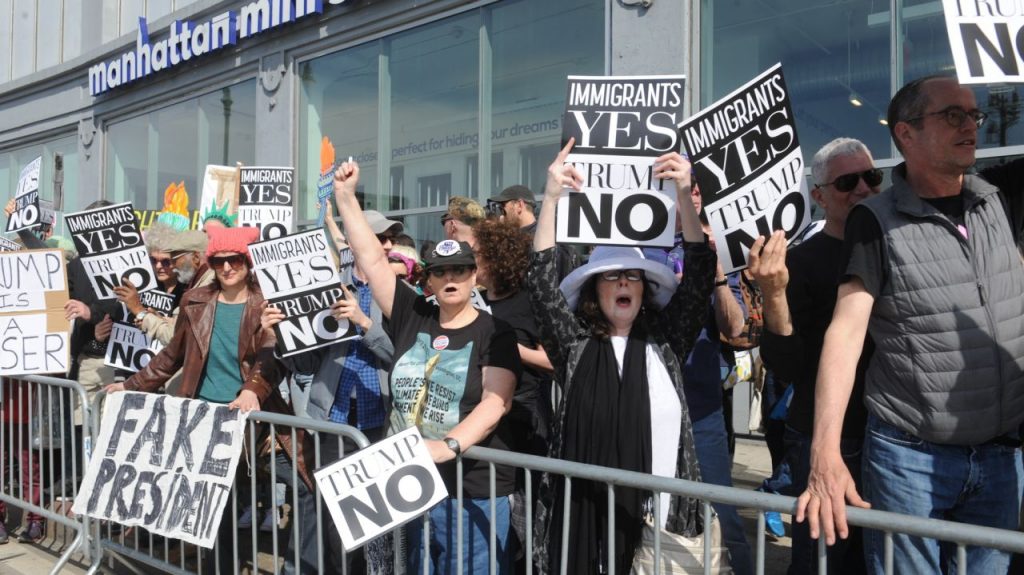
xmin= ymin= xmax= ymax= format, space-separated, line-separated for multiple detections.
xmin=760 ymin=233 xmax=871 ymax=438
xmin=483 ymin=290 xmax=552 ymax=447
xmin=841 ymin=161 xmax=1024 ymax=298
xmin=389 ymin=278 xmax=522 ymax=497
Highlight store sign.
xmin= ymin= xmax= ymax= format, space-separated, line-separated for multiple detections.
xmin=88 ymin=0 xmax=352 ymax=96
xmin=942 ymin=0 xmax=1024 ymax=84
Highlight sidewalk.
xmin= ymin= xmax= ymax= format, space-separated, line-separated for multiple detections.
xmin=1 ymin=438 xmax=788 ymax=574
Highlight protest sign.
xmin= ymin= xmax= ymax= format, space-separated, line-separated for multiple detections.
xmin=104 ymin=322 xmax=165 ymax=372
xmin=237 ymin=166 xmax=295 ymax=240
xmin=139 ymin=290 xmax=175 ymax=316
xmin=65 ymin=202 xmax=158 ymax=299
xmin=680 ymin=64 xmax=810 ymax=273
xmin=338 ymin=246 xmax=355 ymax=287
xmin=72 ymin=392 xmax=247 ymax=548
xmin=942 ymin=0 xmax=1024 ymax=84
xmin=315 ymin=427 xmax=447 ymax=550
xmin=317 ymin=137 xmax=337 ymax=226
xmin=199 ymin=164 xmax=240 ymax=227
xmin=0 ymin=248 xmax=69 ymax=376
xmin=556 ymin=75 xmax=685 ymax=248
xmin=6 ymin=156 xmax=44 ymax=233
xmin=0 ymin=236 xmax=21 ymax=251
xmin=250 ymin=228 xmax=358 ymax=357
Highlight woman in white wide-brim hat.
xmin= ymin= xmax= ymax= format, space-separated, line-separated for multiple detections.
xmin=527 ymin=138 xmax=716 ymax=574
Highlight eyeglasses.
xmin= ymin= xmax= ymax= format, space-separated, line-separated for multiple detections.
xmin=905 ymin=106 xmax=987 ymax=129
xmin=376 ymin=233 xmax=396 ymax=245
xmin=600 ymin=270 xmax=645 ymax=282
xmin=818 ymin=168 xmax=884 ymax=193
xmin=428 ymin=265 xmax=473 ymax=279
xmin=150 ymin=257 xmax=173 ymax=268
xmin=209 ymin=254 xmax=247 ymax=270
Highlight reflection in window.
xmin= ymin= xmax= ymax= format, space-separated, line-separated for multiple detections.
xmin=0 ymin=135 xmax=79 ymax=234
xmin=297 ymin=0 xmax=603 ymax=246
xmin=106 ymin=80 xmax=256 ymax=214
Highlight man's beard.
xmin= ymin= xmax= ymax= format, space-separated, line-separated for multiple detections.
xmin=174 ymin=259 xmax=196 ymax=284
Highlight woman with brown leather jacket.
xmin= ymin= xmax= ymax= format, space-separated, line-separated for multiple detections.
xmin=106 ymin=226 xmax=311 ymax=572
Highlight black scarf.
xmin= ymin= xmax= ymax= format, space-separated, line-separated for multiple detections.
xmin=553 ymin=328 xmax=652 ymax=574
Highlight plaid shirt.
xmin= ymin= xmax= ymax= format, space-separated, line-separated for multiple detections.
xmin=328 ymin=282 xmax=386 ymax=430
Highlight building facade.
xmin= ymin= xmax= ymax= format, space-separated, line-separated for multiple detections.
xmin=0 ymin=0 xmax=1020 ymax=242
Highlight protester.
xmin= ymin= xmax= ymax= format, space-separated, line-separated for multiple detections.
xmin=489 ymin=184 xmax=578 ymax=280
xmin=333 ymin=159 xmax=521 ymax=574
xmin=387 ymin=245 xmax=422 ymax=287
xmin=529 ymin=140 xmax=714 ymax=574
xmin=797 ymin=75 xmax=1024 ymax=574
xmin=106 ymin=226 xmax=311 ymax=574
xmin=441 ymin=196 xmax=485 ymax=246
xmin=750 ymin=137 xmax=882 ymax=574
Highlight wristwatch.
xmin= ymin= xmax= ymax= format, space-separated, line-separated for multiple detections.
xmin=443 ymin=437 xmax=461 ymax=456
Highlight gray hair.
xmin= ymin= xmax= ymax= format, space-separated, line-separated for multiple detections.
xmin=810 ymin=137 xmax=872 ymax=187
xmin=144 ymin=222 xmax=179 ymax=253
xmin=887 ymin=74 xmax=952 ymax=152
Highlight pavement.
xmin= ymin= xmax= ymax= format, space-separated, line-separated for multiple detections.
xmin=1 ymin=437 xmax=791 ymax=574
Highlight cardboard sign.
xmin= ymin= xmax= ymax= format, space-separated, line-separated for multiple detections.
xmin=556 ymin=75 xmax=686 ymax=248
xmin=942 ymin=1 xmax=1024 ymax=84
xmin=139 ymin=290 xmax=176 ymax=316
xmin=250 ymin=229 xmax=358 ymax=357
xmin=680 ymin=64 xmax=810 ymax=273
xmin=71 ymin=393 xmax=248 ymax=548
xmin=0 ymin=237 xmax=21 ymax=251
xmin=6 ymin=157 xmax=45 ymax=233
xmin=0 ymin=248 xmax=70 ymax=376
xmin=315 ymin=427 xmax=447 ymax=550
xmin=237 ymin=166 xmax=295 ymax=240
xmin=338 ymin=247 xmax=355 ymax=287
xmin=65 ymin=202 xmax=158 ymax=300
xmin=104 ymin=322 xmax=165 ymax=372
xmin=199 ymin=165 xmax=240 ymax=226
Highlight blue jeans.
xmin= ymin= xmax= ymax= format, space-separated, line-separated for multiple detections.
xmin=406 ymin=495 xmax=511 ymax=575
xmin=784 ymin=426 xmax=864 ymax=575
xmin=692 ymin=409 xmax=753 ymax=575
xmin=862 ymin=414 xmax=1022 ymax=574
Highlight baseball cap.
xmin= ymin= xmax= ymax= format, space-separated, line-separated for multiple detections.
xmin=442 ymin=196 xmax=485 ymax=226
xmin=422 ymin=239 xmax=476 ymax=270
xmin=489 ymin=185 xmax=535 ymax=204
xmin=364 ymin=210 xmax=404 ymax=235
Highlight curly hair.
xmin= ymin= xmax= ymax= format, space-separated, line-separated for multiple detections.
xmin=472 ymin=219 xmax=531 ymax=297
xmin=144 ymin=222 xmax=180 ymax=253
xmin=576 ymin=276 xmax=659 ymax=339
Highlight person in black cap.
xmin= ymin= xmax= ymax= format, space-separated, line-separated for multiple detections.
xmin=489 ymin=184 xmax=578 ymax=281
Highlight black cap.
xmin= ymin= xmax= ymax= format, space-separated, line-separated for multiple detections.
xmin=489 ymin=185 xmax=535 ymax=204
xmin=422 ymin=239 xmax=477 ymax=270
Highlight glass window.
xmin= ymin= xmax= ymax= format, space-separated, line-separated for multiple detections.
xmin=298 ymin=0 xmax=604 ymax=247
xmin=701 ymin=0 xmax=892 ymax=159
xmin=106 ymin=80 xmax=257 ymax=216
xmin=12 ymin=0 xmax=36 ymax=79
xmin=36 ymin=0 xmax=62 ymax=71
xmin=0 ymin=134 xmax=79 ymax=235
xmin=63 ymin=0 xmax=83 ymax=63
xmin=0 ymin=0 xmax=12 ymax=83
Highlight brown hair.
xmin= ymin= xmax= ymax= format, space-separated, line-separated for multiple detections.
xmin=472 ymin=219 xmax=531 ymax=297
xmin=576 ymin=276 xmax=659 ymax=339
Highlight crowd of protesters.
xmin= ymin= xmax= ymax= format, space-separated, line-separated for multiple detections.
xmin=2 ymin=73 xmax=1023 ymax=575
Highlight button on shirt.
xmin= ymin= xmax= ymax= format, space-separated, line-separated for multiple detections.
xmin=328 ymin=282 xmax=386 ymax=430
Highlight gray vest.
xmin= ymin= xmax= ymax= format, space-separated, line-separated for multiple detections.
xmin=859 ymin=164 xmax=1024 ymax=445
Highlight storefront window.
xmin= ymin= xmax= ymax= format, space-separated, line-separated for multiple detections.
xmin=106 ymin=80 xmax=257 ymax=219
xmin=298 ymin=0 xmax=603 ymax=245
xmin=0 ymin=134 xmax=78 ymax=234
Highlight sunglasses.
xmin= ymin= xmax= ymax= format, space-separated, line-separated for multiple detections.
xmin=600 ymin=269 xmax=645 ymax=282
xmin=818 ymin=168 xmax=884 ymax=193
xmin=486 ymin=201 xmax=507 ymax=218
xmin=905 ymin=106 xmax=987 ymax=129
xmin=376 ymin=233 xmax=396 ymax=244
xmin=428 ymin=265 xmax=473 ymax=279
xmin=209 ymin=254 xmax=247 ymax=270
xmin=150 ymin=257 xmax=173 ymax=268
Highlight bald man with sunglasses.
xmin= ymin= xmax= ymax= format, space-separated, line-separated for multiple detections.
xmin=749 ymin=137 xmax=881 ymax=574
xmin=793 ymin=75 xmax=1024 ymax=574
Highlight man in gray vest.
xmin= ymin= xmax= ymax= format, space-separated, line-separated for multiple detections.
xmin=796 ymin=75 xmax=1024 ymax=573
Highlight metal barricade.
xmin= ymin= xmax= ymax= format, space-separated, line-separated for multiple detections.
xmin=92 ymin=402 xmax=371 ymax=575
xmin=0 ymin=374 xmax=100 ymax=575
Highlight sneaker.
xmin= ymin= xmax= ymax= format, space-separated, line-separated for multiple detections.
xmin=238 ymin=505 xmax=255 ymax=529
xmin=18 ymin=520 xmax=44 ymax=543
xmin=765 ymin=511 xmax=785 ymax=538
xmin=259 ymin=507 xmax=282 ymax=533
xmin=0 ymin=522 xmax=8 ymax=544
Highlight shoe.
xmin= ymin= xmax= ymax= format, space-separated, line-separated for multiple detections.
xmin=259 ymin=508 xmax=282 ymax=533
xmin=238 ymin=505 xmax=254 ymax=529
xmin=18 ymin=520 xmax=44 ymax=543
xmin=0 ymin=521 xmax=8 ymax=544
xmin=765 ymin=511 xmax=785 ymax=538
